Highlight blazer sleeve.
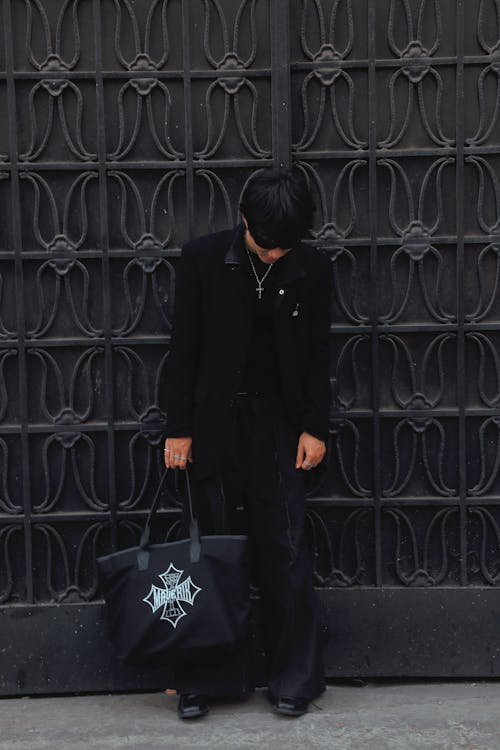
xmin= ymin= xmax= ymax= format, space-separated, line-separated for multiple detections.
xmin=165 ymin=243 xmax=201 ymax=438
xmin=300 ymin=252 xmax=333 ymax=443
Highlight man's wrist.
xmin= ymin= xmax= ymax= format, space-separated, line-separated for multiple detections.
xmin=301 ymin=424 xmax=328 ymax=444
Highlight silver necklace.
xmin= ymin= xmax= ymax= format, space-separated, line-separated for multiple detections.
xmin=246 ymin=248 xmax=274 ymax=299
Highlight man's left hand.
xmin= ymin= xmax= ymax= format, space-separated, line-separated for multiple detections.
xmin=295 ymin=432 xmax=326 ymax=471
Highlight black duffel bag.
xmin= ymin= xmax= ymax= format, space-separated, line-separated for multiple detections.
xmin=97 ymin=468 xmax=250 ymax=667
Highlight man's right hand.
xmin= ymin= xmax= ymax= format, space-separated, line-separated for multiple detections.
xmin=164 ymin=437 xmax=193 ymax=470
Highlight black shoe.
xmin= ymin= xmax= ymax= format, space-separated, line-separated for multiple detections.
xmin=271 ymin=695 xmax=310 ymax=717
xmin=177 ymin=693 xmax=209 ymax=720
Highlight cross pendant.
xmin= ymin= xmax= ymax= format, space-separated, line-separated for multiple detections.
xmin=256 ymin=284 xmax=263 ymax=299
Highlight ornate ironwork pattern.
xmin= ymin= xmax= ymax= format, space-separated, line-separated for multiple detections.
xmin=297 ymin=0 xmax=500 ymax=591
xmin=0 ymin=0 xmax=500 ymax=617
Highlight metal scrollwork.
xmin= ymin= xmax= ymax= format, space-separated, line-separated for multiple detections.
xmin=384 ymin=507 xmax=459 ymax=586
xmin=106 ymin=0 xmax=184 ymax=159
xmin=0 ymin=268 xmax=16 ymax=340
xmin=20 ymin=79 xmax=96 ymax=162
xmin=295 ymin=0 xmax=367 ymax=150
xmin=300 ymin=160 xmax=368 ymax=242
xmin=467 ymin=0 xmax=500 ymax=145
xmin=300 ymin=0 xmax=354 ymax=62
xmin=379 ymin=0 xmax=453 ymax=148
xmin=24 ymin=0 xmax=83 ymax=72
xmin=0 ymin=351 xmax=17 ymax=421
xmin=469 ymin=417 xmax=500 ymax=496
xmin=329 ymin=419 xmax=372 ymax=497
xmin=0 ymin=117 xmax=7 ymax=162
xmin=465 ymin=157 xmax=500 ymax=322
xmin=467 ymin=333 xmax=500 ymax=408
xmin=114 ymin=346 xmax=168 ymax=509
xmin=468 ymin=506 xmax=500 ymax=584
xmin=383 ymin=418 xmax=455 ymax=497
xmin=201 ymin=0 xmax=260 ymax=71
xmin=107 ymin=79 xmax=183 ymax=161
xmin=33 ymin=521 xmax=112 ymax=602
xmin=195 ymin=81 xmax=270 ymax=159
xmin=333 ymin=335 xmax=370 ymax=410
xmin=195 ymin=0 xmax=271 ymax=159
xmin=0 ymin=438 xmax=22 ymax=514
xmin=116 ymin=439 xmax=166 ymax=510
xmin=194 ymin=169 xmax=234 ymax=234
xmin=112 ymin=0 xmax=172 ymax=72
xmin=0 ymin=526 xmax=22 ymax=602
xmin=307 ymin=507 xmax=372 ymax=587
xmin=381 ymin=333 xmax=455 ymax=409
xmin=35 ymin=432 xmax=107 ymax=513
xmin=378 ymin=157 xmax=455 ymax=324
xmin=109 ymin=170 xmax=177 ymax=335
xmin=27 ymin=347 xmax=104 ymax=424
xmin=329 ymin=246 xmax=369 ymax=325
xmin=21 ymin=171 xmax=101 ymax=338
xmin=301 ymin=155 xmax=370 ymax=330
xmin=114 ymin=346 xmax=167 ymax=424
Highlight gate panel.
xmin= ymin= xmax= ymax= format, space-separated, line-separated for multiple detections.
xmin=1 ymin=0 xmax=500 ymax=695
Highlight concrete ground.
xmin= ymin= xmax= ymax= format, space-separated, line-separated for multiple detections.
xmin=0 ymin=681 xmax=499 ymax=750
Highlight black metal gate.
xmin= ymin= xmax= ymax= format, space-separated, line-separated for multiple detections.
xmin=2 ymin=0 xmax=500 ymax=695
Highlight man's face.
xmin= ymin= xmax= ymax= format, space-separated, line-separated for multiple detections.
xmin=242 ymin=215 xmax=291 ymax=264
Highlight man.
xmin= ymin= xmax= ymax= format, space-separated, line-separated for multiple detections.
xmin=164 ymin=167 xmax=332 ymax=719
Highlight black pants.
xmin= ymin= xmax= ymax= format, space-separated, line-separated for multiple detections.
xmin=174 ymin=395 xmax=325 ymax=700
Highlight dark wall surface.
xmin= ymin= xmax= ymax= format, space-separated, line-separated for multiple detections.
xmin=1 ymin=0 xmax=500 ymax=694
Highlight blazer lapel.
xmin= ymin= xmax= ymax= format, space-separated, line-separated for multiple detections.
xmin=273 ymin=245 xmax=306 ymax=320
xmin=223 ymin=226 xmax=252 ymax=353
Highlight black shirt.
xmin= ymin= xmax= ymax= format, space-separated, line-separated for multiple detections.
xmin=239 ymin=243 xmax=292 ymax=396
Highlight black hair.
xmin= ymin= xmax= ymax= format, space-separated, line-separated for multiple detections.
xmin=239 ymin=167 xmax=314 ymax=249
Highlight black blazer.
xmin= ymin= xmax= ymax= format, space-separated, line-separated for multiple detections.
xmin=165 ymin=225 xmax=333 ymax=479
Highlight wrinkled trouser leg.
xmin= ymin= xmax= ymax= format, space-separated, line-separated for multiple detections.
xmin=172 ymin=472 xmax=252 ymax=699
xmin=173 ymin=396 xmax=325 ymax=700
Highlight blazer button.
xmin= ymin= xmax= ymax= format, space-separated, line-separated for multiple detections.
xmin=278 ymin=289 xmax=285 ymax=295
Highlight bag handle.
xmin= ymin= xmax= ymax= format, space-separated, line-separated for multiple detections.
xmin=137 ymin=468 xmax=201 ymax=571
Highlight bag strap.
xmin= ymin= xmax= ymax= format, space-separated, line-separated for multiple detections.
xmin=138 ymin=467 xmax=201 ymax=570
xmin=186 ymin=469 xmax=201 ymax=563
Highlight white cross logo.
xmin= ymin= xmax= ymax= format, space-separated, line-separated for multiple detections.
xmin=142 ymin=563 xmax=202 ymax=628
